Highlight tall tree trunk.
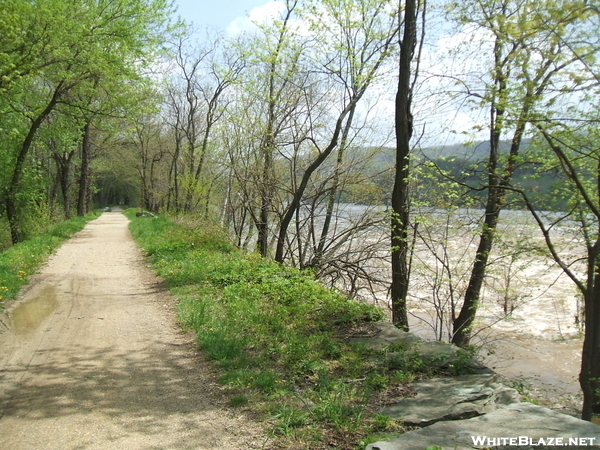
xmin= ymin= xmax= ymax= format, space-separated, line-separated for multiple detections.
xmin=581 ymin=273 xmax=600 ymax=420
xmin=167 ymin=138 xmax=182 ymax=212
xmin=451 ymin=195 xmax=499 ymax=347
xmin=452 ymin=100 xmax=530 ymax=347
xmin=257 ymin=145 xmax=273 ymax=257
xmin=448 ymin=0 xmax=564 ymax=348
xmin=255 ymin=2 xmax=299 ymax=257
xmin=6 ymin=84 xmax=63 ymax=244
xmin=77 ymin=120 xmax=92 ymax=216
xmin=391 ymin=0 xmax=417 ymax=331
xmin=451 ymin=27 xmax=507 ymax=347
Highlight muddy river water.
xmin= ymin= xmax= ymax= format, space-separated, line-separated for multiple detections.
xmin=333 ymin=205 xmax=586 ymax=414
xmin=407 ymin=263 xmax=583 ymax=413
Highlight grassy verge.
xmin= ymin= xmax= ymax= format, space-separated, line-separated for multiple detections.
xmin=127 ymin=212 xmax=446 ymax=449
xmin=0 ymin=211 xmax=101 ymax=309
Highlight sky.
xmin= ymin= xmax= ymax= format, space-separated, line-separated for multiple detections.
xmin=172 ymin=0 xmax=281 ymax=35
xmin=168 ymin=0 xmax=486 ymax=147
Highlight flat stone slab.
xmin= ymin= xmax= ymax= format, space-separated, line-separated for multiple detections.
xmin=367 ymin=402 xmax=600 ymax=450
xmin=379 ymin=373 xmax=520 ymax=426
xmin=350 ymin=322 xmax=489 ymax=374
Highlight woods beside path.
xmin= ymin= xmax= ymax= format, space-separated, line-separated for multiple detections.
xmin=0 ymin=211 xmax=266 ymax=450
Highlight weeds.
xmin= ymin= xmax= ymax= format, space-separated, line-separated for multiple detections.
xmin=269 ymin=403 xmax=311 ymax=436
xmin=506 ymin=375 xmax=543 ymax=405
xmin=229 ymin=394 xmax=249 ymax=407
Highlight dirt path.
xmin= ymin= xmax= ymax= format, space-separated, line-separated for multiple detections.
xmin=0 ymin=212 xmax=267 ymax=450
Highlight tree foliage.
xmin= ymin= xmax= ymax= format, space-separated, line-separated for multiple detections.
xmin=0 ymin=0 xmax=174 ymax=244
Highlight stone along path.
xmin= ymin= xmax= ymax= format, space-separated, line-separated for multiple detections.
xmin=0 ymin=212 xmax=266 ymax=450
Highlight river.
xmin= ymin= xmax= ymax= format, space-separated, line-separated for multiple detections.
xmin=324 ymin=204 xmax=584 ymax=414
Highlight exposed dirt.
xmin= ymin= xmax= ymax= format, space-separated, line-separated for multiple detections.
xmin=0 ymin=211 xmax=269 ymax=450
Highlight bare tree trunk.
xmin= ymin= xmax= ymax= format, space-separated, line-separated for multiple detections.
xmin=390 ymin=0 xmax=417 ymax=331
xmin=315 ymin=107 xmax=356 ymax=265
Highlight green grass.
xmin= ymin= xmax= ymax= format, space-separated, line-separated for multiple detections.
xmin=126 ymin=211 xmax=437 ymax=449
xmin=0 ymin=211 xmax=101 ymax=309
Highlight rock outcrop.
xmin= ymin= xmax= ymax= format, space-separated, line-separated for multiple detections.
xmin=367 ymin=402 xmax=600 ymax=450
xmin=357 ymin=323 xmax=600 ymax=450
xmin=379 ymin=373 xmax=520 ymax=426
xmin=350 ymin=321 xmax=487 ymax=374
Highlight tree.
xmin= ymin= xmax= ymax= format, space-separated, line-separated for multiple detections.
xmin=251 ymin=0 xmax=305 ymax=257
xmin=163 ymin=29 xmax=243 ymax=214
xmin=274 ymin=0 xmax=400 ymax=264
xmin=5 ymin=80 xmax=70 ymax=243
xmin=45 ymin=115 xmax=80 ymax=218
xmin=518 ymin=124 xmax=600 ymax=419
xmin=390 ymin=0 xmax=422 ymax=330
xmin=0 ymin=0 xmax=61 ymax=93
xmin=128 ymin=111 xmax=168 ymax=211
xmin=444 ymin=0 xmax=590 ymax=347
xmin=510 ymin=1 xmax=600 ymax=419
xmin=1 ymin=0 xmax=173 ymax=243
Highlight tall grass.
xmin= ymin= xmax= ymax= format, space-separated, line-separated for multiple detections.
xmin=127 ymin=212 xmax=427 ymax=448
xmin=0 ymin=211 xmax=101 ymax=309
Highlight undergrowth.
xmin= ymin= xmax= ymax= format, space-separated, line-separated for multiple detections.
xmin=127 ymin=212 xmax=454 ymax=449
xmin=0 ymin=211 xmax=101 ymax=309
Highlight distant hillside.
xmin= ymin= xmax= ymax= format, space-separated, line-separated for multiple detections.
xmin=340 ymin=139 xmax=567 ymax=211
xmin=355 ymin=138 xmax=533 ymax=169
xmin=420 ymin=139 xmax=531 ymax=160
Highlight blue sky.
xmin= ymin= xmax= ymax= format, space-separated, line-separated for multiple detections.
xmin=172 ymin=0 xmax=278 ymax=33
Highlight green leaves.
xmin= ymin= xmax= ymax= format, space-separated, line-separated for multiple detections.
xmin=0 ymin=0 xmax=174 ymax=242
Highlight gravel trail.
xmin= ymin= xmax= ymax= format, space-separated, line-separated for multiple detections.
xmin=0 ymin=211 xmax=267 ymax=450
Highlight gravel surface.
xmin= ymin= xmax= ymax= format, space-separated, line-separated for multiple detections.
xmin=0 ymin=212 xmax=268 ymax=450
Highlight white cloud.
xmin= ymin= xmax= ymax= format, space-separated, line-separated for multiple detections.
xmin=227 ymin=1 xmax=286 ymax=35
